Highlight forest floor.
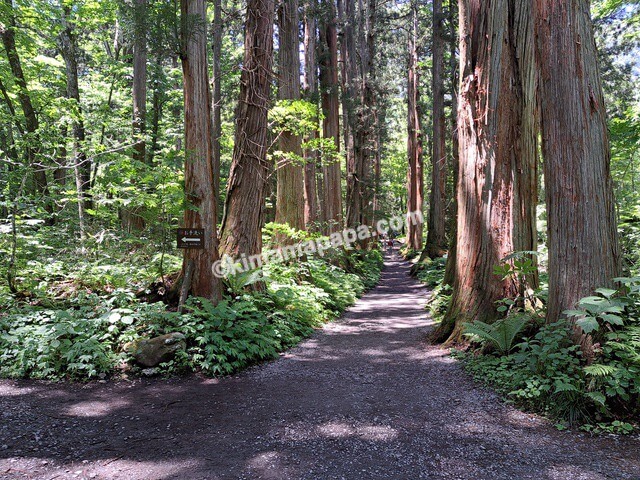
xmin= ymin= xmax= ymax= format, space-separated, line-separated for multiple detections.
xmin=1 ymin=251 xmax=639 ymax=480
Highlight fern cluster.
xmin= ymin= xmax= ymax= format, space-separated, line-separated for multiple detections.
xmin=0 ymin=250 xmax=384 ymax=379
xmin=459 ymin=278 xmax=640 ymax=431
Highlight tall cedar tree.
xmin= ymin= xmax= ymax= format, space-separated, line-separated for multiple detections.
xmin=443 ymin=0 xmax=459 ymax=286
xmin=302 ymin=0 xmax=319 ymax=228
xmin=343 ymin=0 xmax=377 ymax=234
xmin=406 ymin=0 xmax=424 ymax=251
xmin=211 ymin=0 xmax=223 ymax=202
xmin=358 ymin=0 xmax=378 ymax=229
xmin=275 ymin=0 xmax=306 ymax=231
xmin=179 ymin=0 xmax=223 ymax=302
xmin=534 ymin=0 xmax=621 ymax=324
xmin=220 ymin=0 xmax=275 ymax=258
xmin=319 ymin=0 xmax=343 ymax=233
xmin=339 ymin=0 xmax=359 ymax=229
xmin=425 ymin=0 xmax=447 ymax=257
xmin=433 ymin=0 xmax=538 ymax=343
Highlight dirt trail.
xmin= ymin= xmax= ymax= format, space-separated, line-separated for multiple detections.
xmin=1 ymin=252 xmax=639 ymax=480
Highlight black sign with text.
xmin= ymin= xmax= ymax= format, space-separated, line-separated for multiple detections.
xmin=176 ymin=228 xmax=205 ymax=249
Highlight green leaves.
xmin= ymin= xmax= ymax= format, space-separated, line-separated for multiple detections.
xmin=463 ymin=314 xmax=530 ymax=355
xmin=575 ymin=316 xmax=600 ymax=334
xmin=269 ymin=99 xmax=322 ymax=137
xmin=563 ymin=286 xmax=630 ymax=334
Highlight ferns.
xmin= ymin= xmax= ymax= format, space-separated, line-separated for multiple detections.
xmin=463 ymin=315 xmax=530 ymax=355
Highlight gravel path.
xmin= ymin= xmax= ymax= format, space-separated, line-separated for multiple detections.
xmin=1 ymin=252 xmax=639 ymax=480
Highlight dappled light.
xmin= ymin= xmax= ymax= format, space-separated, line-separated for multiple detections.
xmin=1 ymin=0 xmax=639 ymax=476
xmin=1 ymin=255 xmax=638 ymax=479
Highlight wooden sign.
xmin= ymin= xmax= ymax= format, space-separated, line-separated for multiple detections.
xmin=177 ymin=228 xmax=205 ymax=249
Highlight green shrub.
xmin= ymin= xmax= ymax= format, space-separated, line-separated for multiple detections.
xmin=0 ymin=302 xmax=121 ymax=379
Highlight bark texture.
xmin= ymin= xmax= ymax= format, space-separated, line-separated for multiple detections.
xmin=219 ymin=0 xmax=275 ymax=258
xmin=338 ymin=0 xmax=359 ymax=229
xmin=59 ymin=7 xmax=92 ymax=235
xmin=275 ymin=0 xmax=306 ymax=232
xmin=319 ymin=0 xmax=343 ymax=233
xmin=180 ymin=0 xmax=222 ymax=302
xmin=406 ymin=0 xmax=424 ymax=252
xmin=434 ymin=0 xmax=538 ymax=344
xmin=303 ymin=1 xmax=319 ymax=229
xmin=211 ymin=0 xmax=223 ymax=211
xmin=343 ymin=0 xmax=377 ymax=235
xmin=534 ymin=0 xmax=621 ymax=323
xmin=425 ymin=0 xmax=446 ymax=257
xmin=443 ymin=0 xmax=459 ymax=286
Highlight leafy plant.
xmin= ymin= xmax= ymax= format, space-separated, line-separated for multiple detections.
xmin=463 ymin=314 xmax=530 ymax=355
xmin=223 ymin=267 xmax=263 ymax=296
xmin=494 ymin=251 xmax=541 ymax=313
xmin=415 ymin=257 xmax=446 ymax=287
xmin=564 ymin=287 xmax=626 ymax=335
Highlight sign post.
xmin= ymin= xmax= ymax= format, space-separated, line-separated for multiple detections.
xmin=176 ymin=228 xmax=205 ymax=249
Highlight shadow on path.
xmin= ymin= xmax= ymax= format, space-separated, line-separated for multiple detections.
xmin=1 ymin=251 xmax=639 ymax=479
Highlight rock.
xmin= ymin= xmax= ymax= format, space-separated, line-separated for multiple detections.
xmin=127 ymin=333 xmax=186 ymax=367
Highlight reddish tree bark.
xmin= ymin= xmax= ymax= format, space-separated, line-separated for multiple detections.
xmin=338 ymin=0 xmax=359 ymax=229
xmin=275 ymin=0 xmax=306 ymax=232
xmin=406 ymin=0 xmax=424 ymax=252
xmin=443 ymin=0 xmax=459 ymax=286
xmin=180 ymin=0 xmax=222 ymax=302
xmin=534 ymin=0 xmax=621 ymax=323
xmin=319 ymin=0 xmax=343 ymax=233
xmin=219 ymin=0 xmax=275 ymax=258
xmin=303 ymin=0 xmax=320 ymax=229
xmin=425 ymin=0 xmax=446 ymax=257
xmin=434 ymin=0 xmax=538 ymax=344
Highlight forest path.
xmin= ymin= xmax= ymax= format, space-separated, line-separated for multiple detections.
xmin=1 ymin=251 xmax=639 ymax=480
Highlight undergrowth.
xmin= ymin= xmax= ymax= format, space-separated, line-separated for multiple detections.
xmin=419 ymin=250 xmax=640 ymax=434
xmin=0 ymin=222 xmax=383 ymax=380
